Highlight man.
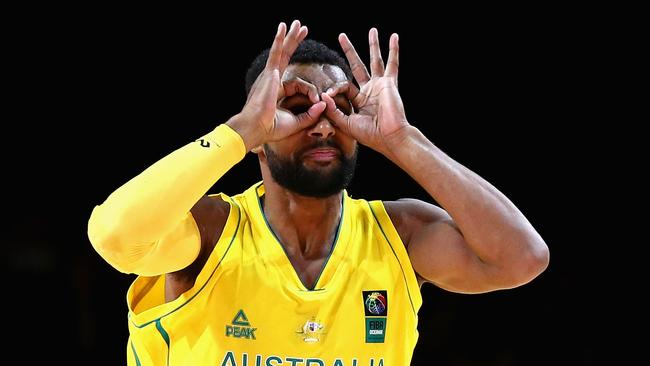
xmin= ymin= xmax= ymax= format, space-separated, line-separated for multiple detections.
xmin=88 ymin=20 xmax=549 ymax=365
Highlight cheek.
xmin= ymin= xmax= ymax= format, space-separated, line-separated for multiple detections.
xmin=341 ymin=140 xmax=358 ymax=158
xmin=266 ymin=141 xmax=298 ymax=160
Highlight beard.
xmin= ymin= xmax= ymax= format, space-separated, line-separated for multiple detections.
xmin=264 ymin=141 xmax=358 ymax=198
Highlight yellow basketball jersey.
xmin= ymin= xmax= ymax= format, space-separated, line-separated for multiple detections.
xmin=126 ymin=182 xmax=422 ymax=365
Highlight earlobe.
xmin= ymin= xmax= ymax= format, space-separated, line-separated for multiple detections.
xmin=256 ymin=146 xmax=268 ymax=164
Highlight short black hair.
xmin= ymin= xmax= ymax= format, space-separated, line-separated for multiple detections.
xmin=245 ymin=39 xmax=353 ymax=95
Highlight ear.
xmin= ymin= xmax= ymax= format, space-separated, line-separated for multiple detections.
xmin=251 ymin=145 xmax=264 ymax=154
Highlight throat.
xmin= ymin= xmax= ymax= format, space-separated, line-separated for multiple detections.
xmin=287 ymin=255 xmax=329 ymax=290
xmin=259 ymin=192 xmax=343 ymax=290
xmin=272 ymin=222 xmax=340 ymax=290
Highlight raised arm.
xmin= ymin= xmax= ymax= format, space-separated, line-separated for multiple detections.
xmin=322 ymin=29 xmax=549 ymax=293
xmin=88 ymin=20 xmax=323 ymax=276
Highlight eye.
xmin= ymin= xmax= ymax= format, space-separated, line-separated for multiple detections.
xmin=336 ymin=103 xmax=352 ymax=115
xmin=288 ymin=105 xmax=310 ymax=115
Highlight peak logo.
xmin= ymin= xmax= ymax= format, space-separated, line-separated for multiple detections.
xmin=225 ymin=309 xmax=257 ymax=340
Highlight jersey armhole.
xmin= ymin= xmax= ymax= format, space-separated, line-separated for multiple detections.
xmin=368 ymin=200 xmax=423 ymax=314
xmin=127 ymin=193 xmax=242 ymax=326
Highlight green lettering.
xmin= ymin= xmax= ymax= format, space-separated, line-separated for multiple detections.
xmin=225 ymin=326 xmax=234 ymax=337
xmin=221 ymin=351 xmax=237 ymax=366
xmin=266 ymin=356 xmax=282 ymax=366
xmin=306 ymin=359 xmax=324 ymax=366
xmin=234 ymin=326 xmax=242 ymax=337
xmin=285 ymin=357 xmax=303 ymax=366
xmin=333 ymin=360 xmax=344 ymax=366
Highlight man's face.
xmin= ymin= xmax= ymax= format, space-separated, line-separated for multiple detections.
xmin=262 ymin=63 xmax=357 ymax=198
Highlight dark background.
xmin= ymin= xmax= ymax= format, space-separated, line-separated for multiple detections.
xmin=7 ymin=7 xmax=613 ymax=365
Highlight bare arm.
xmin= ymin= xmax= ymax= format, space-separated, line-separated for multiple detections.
xmin=323 ymin=29 xmax=549 ymax=293
xmin=383 ymin=132 xmax=549 ymax=293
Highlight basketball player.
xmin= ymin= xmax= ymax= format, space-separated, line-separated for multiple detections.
xmin=88 ymin=20 xmax=549 ymax=365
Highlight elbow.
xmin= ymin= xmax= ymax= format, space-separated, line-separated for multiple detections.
xmin=495 ymin=235 xmax=549 ymax=289
xmin=88 ymin=206 xmax=123 ymax=254
xmin=509 ymin=237 xmax=550 ymax=287
xmin=87 ymin=206 xmax=144 ymax=274
xmin=523 ymin=238 xmax=550 ymax=279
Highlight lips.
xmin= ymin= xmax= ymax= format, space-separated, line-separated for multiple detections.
xmin=302 ymin=147 xmax=340 ymax=162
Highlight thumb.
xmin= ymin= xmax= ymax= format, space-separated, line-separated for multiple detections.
xmin=294 ymin=101 xmax=326 ymax=128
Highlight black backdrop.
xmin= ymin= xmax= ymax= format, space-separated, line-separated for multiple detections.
xmin=7 ymin=7 xmax=605 ymax=365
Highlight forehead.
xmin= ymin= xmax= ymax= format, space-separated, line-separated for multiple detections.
xmin=282 ymin=64 xmax=348 ymax=92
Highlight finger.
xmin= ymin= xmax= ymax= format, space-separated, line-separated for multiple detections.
xmin=321 ymin=92 xmax=353 ymax=136
xmin=279 ymin=25 xmax=308 ymax=74
xmin=279 ymin=21 xmax=308 ymax=74
xmin=283 ymin=77 xmax=320 ymax=103
xmin=385 ymin=33 xmax=399 ymax=82
xmin=294 ymin=101 xmax=326 ymax=128
xmin=280 ymin=20 xmax=300 ymax=64
xmin=369 ymin=28 xmax=385 ymax=77
xmin=287 ymin=19 xmax=300 ymax=39
xmin=339 ymin=33 xmax=370 ymax=86
xmin=266 ymin=23 xmax=287 ymax=70
xmin=326 ymin=81 xmax=362 ymax=111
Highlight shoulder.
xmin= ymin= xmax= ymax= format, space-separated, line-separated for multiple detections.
xmin=382 ymin=198 xmax=453 ymax=248
xmin=191 ymin=195 xmax=231 ymax=237
xmin=189 ymin=194 xmax=233 ymax=267
xmin=166 ymin=194 xmax=233 ymax=299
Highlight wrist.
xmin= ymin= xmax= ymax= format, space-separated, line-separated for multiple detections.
xmin=384 ymin=125 xmax=428 ymax=163
xmin=225 ymin=114 xmax=264 ymax=152
xmin=202 ymin=124 xmax=247 ymax=160
xmin=382 ymin=124 xmax=420 ymax=160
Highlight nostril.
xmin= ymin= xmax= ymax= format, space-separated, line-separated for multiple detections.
xmin=308 ymin=119 xmax=336 ymax=137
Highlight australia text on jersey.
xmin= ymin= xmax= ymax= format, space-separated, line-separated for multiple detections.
xmin=220 ymin=351 xmax=385 ymax=366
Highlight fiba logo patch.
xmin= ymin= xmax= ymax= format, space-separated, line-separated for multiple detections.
xmin=362 ymin=290 xmax=388 ymax=343
xmin=363 ymin=290 xmax=388 ymax=316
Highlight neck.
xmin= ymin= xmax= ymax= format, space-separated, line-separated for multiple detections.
xmin=261 ymin=181 xmax=343 ymax=259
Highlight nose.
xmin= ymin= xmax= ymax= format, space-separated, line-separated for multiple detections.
xmin=307 ymin=117 xmax=336 ymax=139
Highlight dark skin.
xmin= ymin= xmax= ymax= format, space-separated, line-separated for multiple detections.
xmin=166 ymin=63 xmax=354 ymax=297
xmin=166 ymin=20 xmax=549 ymax=302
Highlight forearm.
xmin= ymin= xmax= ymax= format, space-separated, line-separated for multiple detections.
xmin=386 ymin=126 xmax=547 ymax=267
xmin=87 ymin=124 xmax=245 ymax=269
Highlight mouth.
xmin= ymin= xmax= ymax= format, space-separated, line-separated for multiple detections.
xmin=302 ymin=147 xmax=341 ymax=163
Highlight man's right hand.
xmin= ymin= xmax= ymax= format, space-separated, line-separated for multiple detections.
xmin=226 ymin=20 xmax=326 ymax=152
